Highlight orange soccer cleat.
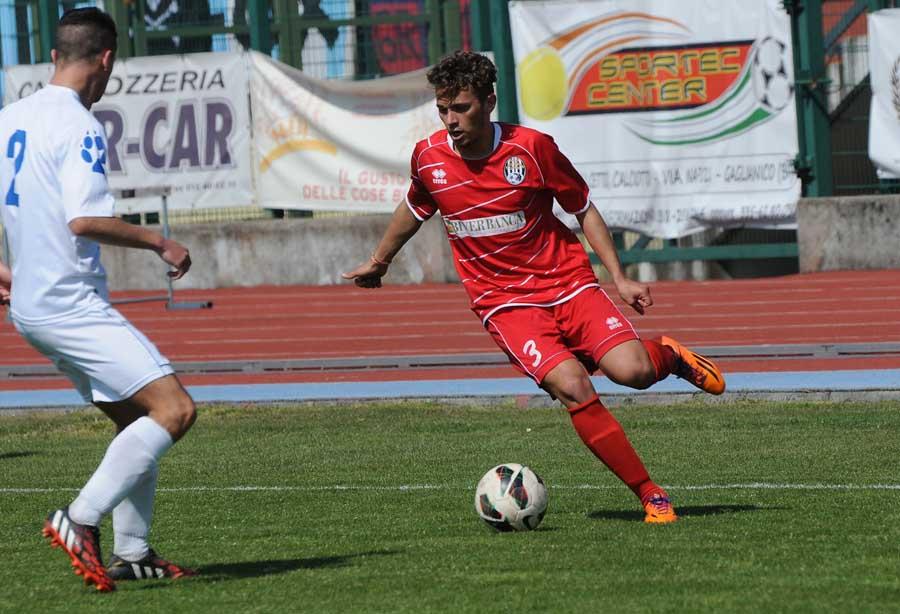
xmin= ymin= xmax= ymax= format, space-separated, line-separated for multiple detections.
xmin=43 ymin=507 xmax=115 ymax=592
xmin=660 ymin=336 xmax=726 ymax=395
xmin=643 ymin=492 xmax=678 ymax=524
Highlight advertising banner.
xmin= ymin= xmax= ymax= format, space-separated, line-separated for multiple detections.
xmin=868 ymin=8 xmax=900 ymax=179
xmin=3 ymin=52 xmax=253 ymax=213
xmin=249 ymin=50 xmax=442 ymax=212
xmin=509 ymin=0 xmax=800 ymax=238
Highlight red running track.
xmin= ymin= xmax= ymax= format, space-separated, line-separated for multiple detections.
xmin=2 ymin=269 xmax=900 ymax=391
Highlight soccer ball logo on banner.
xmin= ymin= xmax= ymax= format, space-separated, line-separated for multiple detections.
xmin=751 ymin=37 xmax=794 ymax=113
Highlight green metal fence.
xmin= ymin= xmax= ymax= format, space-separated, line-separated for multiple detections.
xmin=3 ymin=1 xmax=469 ymax=80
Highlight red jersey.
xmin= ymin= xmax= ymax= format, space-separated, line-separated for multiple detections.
xmin=406 ymin=123 xmax=599 ymax=323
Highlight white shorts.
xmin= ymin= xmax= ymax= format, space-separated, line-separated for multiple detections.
xmin=13 ymin=305 xmax=174 ymax=403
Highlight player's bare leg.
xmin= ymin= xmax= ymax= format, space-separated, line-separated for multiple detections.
xmin=542 ymin=359 xmax=676 ymax=523
xmin=111 ymin=374 xmax=196 ymax=441
xmin=596 ymin=340 xmax=657 ymax=390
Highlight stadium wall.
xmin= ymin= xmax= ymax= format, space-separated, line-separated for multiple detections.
xmin=101 ymin=214 xmax=459 ymax=290
xmin=798 ymin=194 xmax=900 ymax=271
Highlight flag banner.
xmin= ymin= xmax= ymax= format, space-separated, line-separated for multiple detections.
xmin=249 ymin=50 xmax=442 ymax=212
xmin=509 ymin=0 xmax=800 ymax=238
xmin=3 ymin=52 xmax=253 ymax=213
xmin=868 ymin=8 xmax=900 ymax=180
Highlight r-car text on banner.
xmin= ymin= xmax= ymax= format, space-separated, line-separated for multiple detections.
xmin=3 ymin=52 xmax=253 ymax=214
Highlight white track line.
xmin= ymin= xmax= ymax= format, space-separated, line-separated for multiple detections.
xmin=2 ymin=483 xmax=900 ymax=494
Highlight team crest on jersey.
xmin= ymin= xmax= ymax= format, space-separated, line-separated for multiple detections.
xmin=503 ymin=156 xmax=526 ymax=185
xmin=80 ymin=131 xmax=107 ymax=175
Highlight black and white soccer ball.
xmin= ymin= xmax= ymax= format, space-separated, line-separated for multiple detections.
xmin=751 ymin=37 xmax=795 ymax=112
xmin=474 ymin=463 xmax=548 ymax=532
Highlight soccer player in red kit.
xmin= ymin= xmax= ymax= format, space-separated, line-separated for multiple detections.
xmin=343 ymin=51 xmax=725 ymax=523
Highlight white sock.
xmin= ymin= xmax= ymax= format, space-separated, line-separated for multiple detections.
xmin=69 ymin=416 xmax=173 ymax=527
xmin=112 ymin=464 xmax=158 ymax=561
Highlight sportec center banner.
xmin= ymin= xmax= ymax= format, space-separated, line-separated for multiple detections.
xmin=868 ymin=9 xmax=900 ymax=180
xmin=250 ymin=50 xmax=442 ymax=212
xmin=2 ymin=52 xmax=253 ymax=213
xmin=509 ymin=0 xmax=800 ymax=238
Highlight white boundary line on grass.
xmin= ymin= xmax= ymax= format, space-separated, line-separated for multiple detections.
xmin=2 ymin=482 xmax=900 ymax=494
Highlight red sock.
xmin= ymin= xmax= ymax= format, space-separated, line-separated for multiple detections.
xmin=568 ymin=396 xmax=660 ymax=503
xmin=642 ymin=338 xmax=678 ymax=382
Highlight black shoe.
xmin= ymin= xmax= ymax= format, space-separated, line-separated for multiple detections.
xmin=107 ymin=549 xmax=197 ymax=580
xmin=42 ymin=507 xmax=115 ymax=592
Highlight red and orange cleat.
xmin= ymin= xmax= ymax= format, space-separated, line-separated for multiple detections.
xmin=42 ymin=507 xmax=115 ymax=592
xmin=660 ymin=336 xmax=726 ymax=395
xmin=642 ymin=492 xmax=678 ymax=524
xmin=107 ymin=549 xmax=197 ymax=581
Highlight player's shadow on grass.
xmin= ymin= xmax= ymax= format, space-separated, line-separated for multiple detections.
xmin=588 ymin=504 xmax=768 ymax=522
xmin=193 ymin=549 xmax=402 ymax=582
xmin=0 ymin=451 xmax=38 ymax=461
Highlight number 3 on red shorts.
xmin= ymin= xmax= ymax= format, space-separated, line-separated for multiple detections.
xmin=522 ymin=340 xmax=542 ymax=368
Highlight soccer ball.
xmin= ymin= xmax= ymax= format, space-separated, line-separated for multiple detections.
xmin=474 ymin=463 xmax=548 ymax=532
xmin=751 ymin=36 xmax=794 ymax=113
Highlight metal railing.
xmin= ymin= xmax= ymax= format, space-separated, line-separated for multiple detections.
xmin=117 ymin=0 xmax=467 ymax=81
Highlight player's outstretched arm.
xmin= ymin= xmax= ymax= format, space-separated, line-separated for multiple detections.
xmin=342 ymin=201 xmax=423 ymax=288
xmin=576 ymin=205 xmax=652 ymax=315
xmin=0 ymin=261 xmax=10 ymax=305
xmin=68 ymin=216 xmax=192 ymax=280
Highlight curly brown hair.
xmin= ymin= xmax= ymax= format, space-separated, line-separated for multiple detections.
xmin=426 ymin=50 xmax=497 ymax=101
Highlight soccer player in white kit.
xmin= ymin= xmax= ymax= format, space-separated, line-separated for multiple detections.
xmin=0 ymin=8 xmax=197 ymax=591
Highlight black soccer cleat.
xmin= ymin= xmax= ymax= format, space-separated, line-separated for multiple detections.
xmin=42 ymin=507 xmax=116 ymax=592
xmin=106 ymin=549 xmax=197 ymax=580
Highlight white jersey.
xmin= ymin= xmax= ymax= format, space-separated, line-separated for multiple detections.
xmin=0 ymin=84 xmax=115 ymax=324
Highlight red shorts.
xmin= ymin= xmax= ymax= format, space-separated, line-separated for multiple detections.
xmin=484 ymin=286 xmax=639 ymax=384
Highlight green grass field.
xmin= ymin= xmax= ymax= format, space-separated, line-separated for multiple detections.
xmin=1 ymin=399 xmax=899 ymax=613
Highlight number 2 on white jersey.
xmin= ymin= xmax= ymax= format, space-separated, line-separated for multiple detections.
xmin=5 ymin=130 xmax=27 ymax=207
xmin=523 ymin=339 xmax=542 ymax=368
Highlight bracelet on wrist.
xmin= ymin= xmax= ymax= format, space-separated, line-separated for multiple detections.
xmin=371 ymin=254 xmax=392 ymax=266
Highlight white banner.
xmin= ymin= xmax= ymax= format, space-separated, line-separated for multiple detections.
xmin=3 ymin=52 xmax=253 ymax=213
xmin=868 ymin=9 xmax=900 ymax=180
xmin=509 ymin=0 xmax=800 ymax=238
xmin=250 ymin=50 xmax=442 ymax=212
